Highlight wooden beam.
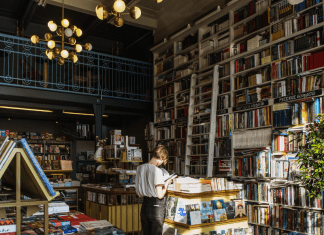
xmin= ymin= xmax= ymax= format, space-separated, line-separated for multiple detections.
xmin=18 ymin=0 xmax=39 ymax=33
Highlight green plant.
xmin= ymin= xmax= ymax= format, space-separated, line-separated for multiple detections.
xmin=297 ymin=113 xmax=324 ymax=199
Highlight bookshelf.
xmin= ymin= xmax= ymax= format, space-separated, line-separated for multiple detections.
xmin=152 ymin=0 xmax=324 ymax=233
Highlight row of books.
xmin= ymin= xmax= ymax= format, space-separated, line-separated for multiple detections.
xmin=272 ymin=102 xmax=314 ymax=127
xmin=155 ymin=126 xmax=176 ymax=140
xmin=156 ymin=84 xmax=174 ymax=99
xmin=233 ymin=149 xmax=270 ymax=177
xmin=234 ymin=31 xmax=270 ymax=56
xmin=204 ymin=48 xmax=230 ymax=68
xmin=217 ymin=95 xmax=231 ymax=110
xmin=216 ymin=115 xmax=231 ymax=137
xmin=155 ymin=47 xmax=173 ymax=64
xmin=234 ymin=106 xmax=272 ymax=130
xmin=0 ymin=131 xmax=54 ymax=140
xmin=234 ymin=11 xmax=269 ymax=40
xmin=174 ymin=77 xmax=190 ymax=93
xmin=273 ymin=132 xmax=304 ymax=152
xmin=192 ymin=123 xmax=210 ymax=137
xmin=272 ymin=74 xmax=324 ymax=98
xmin=213 ymin=159 xmax=232 ymax=174
xmin=236 ymin=86 xmax=271 ymax=106
xmin=218 ymin=80 xmax=230 ymax=94
xmin=234 ymin=0 xmax=268 ymax=24
xmin=271 ymin=185 xmax=324 ymax=208
xmin=176 ymin=106 xmax=188 ymax=119
xmin=144 ymin=122 xmax=154 ymax=140
xmin=244 ymin=183 xmax=269 ymax=202
xmin=269 ymin=0 xmax=294 ymax=23
xmin=155 ymin=110 xmax=174 ymax=123
xmin=156 ymin=59 xmax=173 ymax=75
xmin=271 ymin=49 xmax=324 ymax=80
xmin=235 ymin=68 xmax=270 ymax=90
xmin=246 ymin=204 xmax=270 ymax=225
xmin=157 ymin=97 xmax=174 ymax=110
xmin=215 ymin=139 xmax=231 ymax=158
xmin=175 ymin=125 xmax=187 ymax=139
xmin=191 ymin=143 xmax=208 ymax=155
xmin=175 ymin=32 xmax=198 ymax=53
xmin=271 ymin=206 xmax=323 ymax=233
xmin=234 ymin=53 xmax=261 ymax=74
xmin=156 ymin=73 xmax=173 ymax=87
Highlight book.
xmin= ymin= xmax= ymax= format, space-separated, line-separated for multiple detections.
xmin=225 ymin=201 xmax=235 ymax=219
xmin=200 ymin=201 xmax=214 ymax=223
xmin=162 ymin=224 xmax=177 ymax=235
xmin=186 ymin=204 xmax=201 ymax=225
xmin=19 ymin=139 xmax=56 ymax=196
xmin=174 ymin=198 xmax=189 ymax=223
xmin=60 ymin=160 xmax=72 ymax=170
xmin=234 ymin=199 xmax=246 ymax=218
xmin=165 ymin=197 xmax=178 ymax=221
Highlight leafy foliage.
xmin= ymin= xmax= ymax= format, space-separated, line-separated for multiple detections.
xmin=297 ymin=114 xmax=324 ymax=199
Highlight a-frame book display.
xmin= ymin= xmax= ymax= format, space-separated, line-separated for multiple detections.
xmin=0 ymin=138 xmax=59 ymax=235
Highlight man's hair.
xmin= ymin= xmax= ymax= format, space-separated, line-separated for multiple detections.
xmin=152 ymin=145 xmax=168 ymax=164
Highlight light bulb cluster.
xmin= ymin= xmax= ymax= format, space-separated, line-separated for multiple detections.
xmin=31 ymin=16 xmax=92 ymax=65
xmin=95 ymin=0 xmax=142 ymax=27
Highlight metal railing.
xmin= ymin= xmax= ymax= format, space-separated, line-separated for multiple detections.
xmin=0 ymin=33 xmax=152 ymax=102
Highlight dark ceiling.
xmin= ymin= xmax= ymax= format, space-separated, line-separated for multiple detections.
xmin=0 ymin=0 xmax=154 ymax=62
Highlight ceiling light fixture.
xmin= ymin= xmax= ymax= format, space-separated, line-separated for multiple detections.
xmin=30 ymin=0 xmax=92 ymax=65
xmin=63 ymin=111 xmax=108 ymax=117
xmin=95 ymin=1 xmax=142 ymax=27
xmin=287 ymin=0 xmax=303 ymax=4
xmin=0 ymin=106 xmax=53 ymax=113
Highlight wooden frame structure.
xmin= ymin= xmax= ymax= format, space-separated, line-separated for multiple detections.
xmin=0 ymin=148 xmax=59 ymax=235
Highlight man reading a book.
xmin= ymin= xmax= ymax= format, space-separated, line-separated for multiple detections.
xmin=135 ymin=145 xmax=173 ymax=235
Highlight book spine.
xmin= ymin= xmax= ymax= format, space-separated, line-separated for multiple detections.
xmin=20 ymin=139 xmax=56 ymax=196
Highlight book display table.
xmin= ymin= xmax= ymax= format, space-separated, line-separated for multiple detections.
xmin=164 ymin=190 xmax=248 ymax=235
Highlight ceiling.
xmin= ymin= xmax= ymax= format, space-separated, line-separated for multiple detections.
xmin=0 ymin=0 xmax=226 ymax=61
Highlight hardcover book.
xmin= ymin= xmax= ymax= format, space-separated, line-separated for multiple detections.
xmin=165 ymin=197 xmax=178 ymax=221
xmin=19 ymin=139 xmax=56 ymax=196
xmin=225 ymin=201 xmax=236 ymax=219
xmin=234 ymin=199 xmax=246 ymax=218
xmin=200 ymin=201 xmax=214 ymax=223
xmin=60 ymin=160 xmax=72 ymax=170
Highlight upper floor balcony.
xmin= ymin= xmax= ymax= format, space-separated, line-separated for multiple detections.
xmin=0 ymin=33 xmax=152 ymax=104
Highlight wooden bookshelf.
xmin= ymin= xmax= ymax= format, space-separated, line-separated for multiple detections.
xmin=167 ymin=190 xmax=240 ymax=199
xmin=43 ymin=170 xmax=73 ymax=173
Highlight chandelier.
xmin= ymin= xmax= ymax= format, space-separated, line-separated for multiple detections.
xmin=95 ymin=0 xmax=142 ymax=27
xmin=30 ymin=0 xmax=92 ymax=65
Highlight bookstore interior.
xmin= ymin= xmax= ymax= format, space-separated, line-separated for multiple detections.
xmin=2 ymin=0 xmax=324 ymax=234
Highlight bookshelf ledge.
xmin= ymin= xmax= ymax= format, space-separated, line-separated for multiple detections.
xmin=164 ymin=217 xmax=248 ymax=229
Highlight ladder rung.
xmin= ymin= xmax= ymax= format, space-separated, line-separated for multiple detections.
xmin=188 ymin=133 xmax=210 ymax=137
xmin=192 ymin=80 xmax=213 ymax=88
xmin=189 ymin=122 xmax=211 ymax=127
xmin=191 ymin=101 xmax=211 ymax=107
xmin=191 ymin=90 xmax=212 ymax=98
xmin=175 ymin=88 xmax=190 ymax=96
xmin=191 ymin=112 xmax=211 ymax=117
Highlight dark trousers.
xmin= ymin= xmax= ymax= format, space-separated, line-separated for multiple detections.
xmin=141 ymin=196 xmax=165 ymax=235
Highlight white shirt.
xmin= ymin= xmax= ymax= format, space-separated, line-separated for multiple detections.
xmin=135 ymin=164 xmax=165 ymax=197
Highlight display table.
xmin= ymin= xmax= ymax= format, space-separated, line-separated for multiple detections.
xmin=82 ymin=185 xmax=142 ymax=234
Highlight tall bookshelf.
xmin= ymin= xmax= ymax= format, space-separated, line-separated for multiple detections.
xmin=152 ymin=0 xmax=324 ymax=233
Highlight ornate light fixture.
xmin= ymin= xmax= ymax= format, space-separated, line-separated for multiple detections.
xmin=95 ymin=0 xmax=142 ymax=27
xmin=30 ymin=0 xmax=92 ymax=65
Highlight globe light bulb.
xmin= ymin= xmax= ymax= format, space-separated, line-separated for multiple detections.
xmin=74 ymin=44 xmax=83 ymax=53
xmin=56 ymin=27 xmax=63 ymax=36
xmin=31 ymin=35 xmax=39 ymax=44
xmin=70 ymin=25 xmax=77 ymax=33
xmin=48 ymin=21 xmax=57 ymax=32
xmin=58 ymin=57 xmax=65 ymax=65
xmin=84 ymin=43 xmax=93 ymax=51
xmin=154 ymin=0 xmax=163 ymax=2
xmin=46 ymin=49 xmax=54 ymax=60
xmin=48 ymin=21 xmax=54 ymax=28
xmin=68 ymin=37 xmax=76 ymax=45
xmin=44 ymin=33 xmax=53 ymax=40
xmin=54 ymin=47 xmax=61 ymax=55
xmin=70 ymin=52 xmax=78 ymax=63
xmin=47 ymin=40 xmax=55 ymax=49
xmin=113 ymin=16 xmax=124 ymax=27
xmin=129 ymin=6 xmax=141 ymax=19
xmin=75 ymin=28 xmax=83 ymax=37
xmin=61 ymin=19 xmax=70 ymax=28
xmin=61 ymin=50 xmax=69 ymax=58
xmin=113 ymin=0 xmax=126 ymax=13
xmin=65 ymin=28 xmax=73 ymax=37
xmin=96 ymin=4 xmax=109 ymax=20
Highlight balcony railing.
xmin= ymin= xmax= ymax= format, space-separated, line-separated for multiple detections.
xmin=0 ymin=33 xmax=152 ymax=102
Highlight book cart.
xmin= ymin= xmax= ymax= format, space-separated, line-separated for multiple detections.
xmin=164 ymin=190 xmax=248 ymax=235
xmin=0 ymin=148 xmax=59 ymax=235
xmin=152 ymin=0 xmax=324 ymax=233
